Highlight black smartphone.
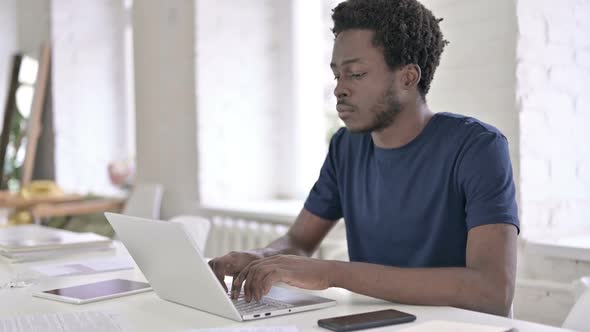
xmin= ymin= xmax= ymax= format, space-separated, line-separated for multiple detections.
xmin=317 ymin=309 xmax=416 ymax=332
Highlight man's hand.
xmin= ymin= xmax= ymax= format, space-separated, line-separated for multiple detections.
xmin=208 ymin=251 xmax=263 ymax=292
xmin=232 ymin=255 xmax=335 ymax=302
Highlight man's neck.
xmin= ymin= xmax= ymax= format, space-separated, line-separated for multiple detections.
xmin=371 ymin=102 xmax=434 ymax=149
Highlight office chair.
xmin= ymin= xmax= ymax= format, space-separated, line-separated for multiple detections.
xmin=562 ymin=276 xmax=590 ymax=331
xmin=169 ymin=215 xmax=211 ymax=254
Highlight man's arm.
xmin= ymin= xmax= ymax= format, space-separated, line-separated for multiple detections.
xmin=234 ymin=223 xmax=517 ymax=317
xmin=208 ymin=208 xmax=336 ymax=293
xmin=264 ymin=208 xmax=337 ymax=257
xmin=329 ymin=223 xmax=517 ymax=316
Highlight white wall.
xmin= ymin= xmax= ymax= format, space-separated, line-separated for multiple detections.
xmin=196 ymin=0 xmax=280 ymax=204
xmin=289 ymin=0 xmax=326 ymax=199
xmin=420 ymin=0 xmax=521 ymax=210
xmin=51 ymin=0 xmax=129 ymax=195
xmin=517 ymin=0 xmax=590 ymax=237
xmin=514 ymin=1 xmax=590 ymax=324
xmin=0 ymin=0 xmax=17 ymax=128
xmin=196 ymin=0 xmax=326 ymax=204
xmin=132 ymin=0 xmax=199 ymax=218
xmin=16 ymin=0 xmax=51 ymax=55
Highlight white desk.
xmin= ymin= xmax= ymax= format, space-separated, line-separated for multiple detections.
xmin=0 ymin=244 xmax=572 ymax=332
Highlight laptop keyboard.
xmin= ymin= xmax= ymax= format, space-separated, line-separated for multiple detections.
xmin=229 ymin=293 xmax=294 ymax=314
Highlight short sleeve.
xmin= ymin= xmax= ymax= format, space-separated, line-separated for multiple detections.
xmin=458 ymin=132 xmax=520 ymax=233
xmin=304 ymin=129 xmax=344 ymax=221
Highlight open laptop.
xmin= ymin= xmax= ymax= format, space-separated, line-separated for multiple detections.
xmin=105 ymin=213 xmax=336 ymax=321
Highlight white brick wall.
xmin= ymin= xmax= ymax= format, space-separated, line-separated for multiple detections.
xmin=289 ymin=0 xmax=327 ymax=199
xmin=51 ymin=0 xmax=131 ymax=195
xmin=515 ymin=0 xmax=590 ymax=326
xmin=517 ymin=0 xmax=590 ymax=235
xmin=196 ymin=0 xmax=328 ymax=204
xmin=196 ymin=0 xmax=281 ymax=204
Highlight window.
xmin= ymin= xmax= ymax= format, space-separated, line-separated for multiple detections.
xmin=197 ymin=1 xmax=342 ymax=206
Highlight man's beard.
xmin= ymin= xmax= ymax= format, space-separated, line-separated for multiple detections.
xmin=351 ymin=87 xmax=402 ymax=134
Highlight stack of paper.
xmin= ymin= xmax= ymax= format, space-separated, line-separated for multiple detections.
xmin=0 ymin=225 xmax=113 ymax=263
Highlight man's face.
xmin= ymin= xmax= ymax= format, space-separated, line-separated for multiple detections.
xmin=330 ymin=29 xmax=403 ymax=133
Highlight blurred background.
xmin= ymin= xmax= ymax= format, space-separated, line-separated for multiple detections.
xmin=0 ymin=0 xmax=589 ymax=328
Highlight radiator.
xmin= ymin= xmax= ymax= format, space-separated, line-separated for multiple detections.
xmin=204 ymin=216 xmax=289 ymax=258
xmin=197 ymin=205 xmax=348 ymax=261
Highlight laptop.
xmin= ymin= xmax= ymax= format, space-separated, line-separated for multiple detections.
xmin=105 ymin=213 xmax=336 ymax=321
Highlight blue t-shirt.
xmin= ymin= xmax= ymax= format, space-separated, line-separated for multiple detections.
xmin=304 ymin=112 xmax=519 ymax=268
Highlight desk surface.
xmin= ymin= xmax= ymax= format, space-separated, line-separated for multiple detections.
xmin=0 ymin=244 xmax=572 ymax=332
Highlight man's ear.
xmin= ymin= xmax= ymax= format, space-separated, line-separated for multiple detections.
xmin=401 ymin=64 xmax=421 ymax=90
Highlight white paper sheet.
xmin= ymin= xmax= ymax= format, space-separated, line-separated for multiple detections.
xmin=0 ymin=311 xmax=123 ymax=332
xmin=30 ymin=256 xmax=135 ymax=277
xmin=181 ymin=326 xmax=298 ymax=332
xmin=398 ymin=320 xmax=512 ymax=332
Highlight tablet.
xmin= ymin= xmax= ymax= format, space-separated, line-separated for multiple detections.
xmin=33 ymin=278 xmax=152 ymax=304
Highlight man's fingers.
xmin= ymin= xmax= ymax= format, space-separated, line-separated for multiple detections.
xmin=235 ymin=256 xmax=284 ymax=302
xmin=232 ymin=269 xmax=249 ymax=299
xmin=242 ymin=260 xmax=270 ymax=301
xmin=245 ymin=264 xmax=277 ymax=302
xmin=257 ymin=271 xmax=280 ymax=301
xmin=231 ymin=275 xmax=240 ymax=298
xmin=233 ymin=258 xmax=263 ymax=299
xmin=232 ymin=260 xmax=257 ymax=299
xmin=211 ymin=258 xmax=241 ymax=293
xmin=251 ymin=267 xmax=279 ymax=302
xmin=210 ymin=259 xmax=228 ymax=292
xmin=210 ymin=254 xmax=287 ymax=301
xmin=220 ymin=279 xmax=228 ymax=293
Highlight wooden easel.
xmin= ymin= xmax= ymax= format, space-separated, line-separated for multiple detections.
xmin=0 ymin=43 xmax=125 ymax=226
xmin=0 ymin=44 xmax=84 ymax=216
